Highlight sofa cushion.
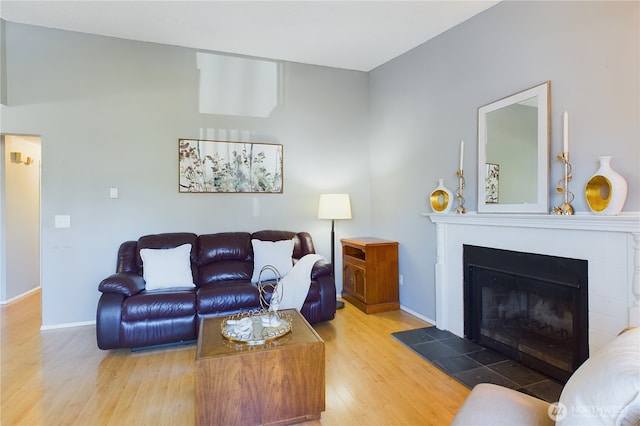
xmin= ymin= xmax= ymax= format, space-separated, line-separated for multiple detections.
xmin=140 ymin=243 xmax=195 ymax=290
xmin=196 ymin=233 xmax=252 ymax=285
xmin=197 ymin=282 xmax=261 ymax=315
xmin=122 ymin=289 xmax=196 ymax=321
xmin=250 ymin=238 xmax=295 ymax=283
xmin=198 ymin=261 xmax=252 ymax=286
xmin=197 ymin=232 xmax=251 ymax=264
xmin=558 ymin=327 xmax=640 ymax=425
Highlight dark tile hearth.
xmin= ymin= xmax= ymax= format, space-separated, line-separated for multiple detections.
xmin=391 ymin=327 xmax=563 ymax=403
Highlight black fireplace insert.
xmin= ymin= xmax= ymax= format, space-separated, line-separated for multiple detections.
xmin=463 ymin=245 xmax=588 ymax=383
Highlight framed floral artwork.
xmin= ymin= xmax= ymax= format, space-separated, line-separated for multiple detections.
xmin=179 ymin=139 xmax=283 ymax=193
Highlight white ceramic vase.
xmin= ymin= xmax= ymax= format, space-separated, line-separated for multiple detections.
xmin=429 ymin=179 xmax=453 ymax=214
xmin=585 ymin=156 xmax=627 ymax=215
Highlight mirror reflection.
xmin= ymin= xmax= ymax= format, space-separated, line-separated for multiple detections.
xmin=477 ymin=82 xmax=550 ymax=213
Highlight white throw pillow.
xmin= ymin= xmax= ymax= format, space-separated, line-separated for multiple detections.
xmin=251 ymin=238 xmax=295 ymax=283
xmin=140 ymin=243 xmax=196 ymax=290
xmin=558 ymin=327 xmax=640 ymax=426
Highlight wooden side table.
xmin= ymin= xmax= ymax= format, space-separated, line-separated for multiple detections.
xmin=195 ymin=309 xmax=325 ymax=426
xmin=341 ymin=237 xmax=399 ymax=314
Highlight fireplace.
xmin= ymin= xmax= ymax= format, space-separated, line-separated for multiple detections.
xmin=463 ymin=245 xmax=589 ymax=383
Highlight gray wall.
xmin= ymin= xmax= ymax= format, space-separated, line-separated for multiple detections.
xmin=1 ymin=1 xmax=638 ymax=326
xmin=1 ymin=23 xmax=371 ymax=326
xmin=368 ymin=1 xmax=639 ymax=320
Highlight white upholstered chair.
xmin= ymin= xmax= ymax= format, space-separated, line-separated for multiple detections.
xmin=451 ymin=327 xmax=640 ymax=426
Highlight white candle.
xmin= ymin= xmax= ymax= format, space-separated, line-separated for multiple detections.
xmin=459 ymin=140 xmax=464 ymax=171
xmin=563 ymin=111 xmax=569 ymax=153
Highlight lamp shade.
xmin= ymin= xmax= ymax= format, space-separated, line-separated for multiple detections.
xmin=318 ymin=194 xmax=352 ymax=220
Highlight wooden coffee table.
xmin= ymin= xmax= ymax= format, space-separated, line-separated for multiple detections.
xmin=195 ymin=309 xmax=325 ymax=425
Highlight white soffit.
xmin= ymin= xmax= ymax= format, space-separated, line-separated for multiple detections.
xmin=0 ymin=1 xmax=499 ymax=71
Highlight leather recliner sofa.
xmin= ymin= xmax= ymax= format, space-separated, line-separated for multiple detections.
xmin=96 ymin=230 xmax=336 ymax=350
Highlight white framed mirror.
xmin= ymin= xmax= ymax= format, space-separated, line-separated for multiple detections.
xmin=477 ymin=82 xmax=550 ymax=213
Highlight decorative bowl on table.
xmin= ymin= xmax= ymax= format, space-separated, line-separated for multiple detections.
xmin=221 ymin=310 xmax=292 ymax=345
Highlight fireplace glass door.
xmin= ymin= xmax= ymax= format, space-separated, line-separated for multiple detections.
xmin=464 ymin=245 xmax=588 ymax=383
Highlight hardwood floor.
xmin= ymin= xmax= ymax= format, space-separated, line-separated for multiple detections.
xmin=1 ymin=290 xmax=469 ymax=425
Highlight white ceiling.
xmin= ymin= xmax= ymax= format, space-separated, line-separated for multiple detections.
xmin=0 ymin=1 xmax=499 ymax=72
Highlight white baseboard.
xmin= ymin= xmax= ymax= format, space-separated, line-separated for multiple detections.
xmin=339 ymin=294 xmax=436 ymax=327
xmin=399 ymin=304 xmax=436 ymax=326
xmin=40 ymin=320 xmax=95 ymax=331
xmin=1 ymin=286 xmax=41 ymax=305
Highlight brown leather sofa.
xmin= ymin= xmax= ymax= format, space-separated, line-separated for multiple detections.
xmin=96 ymin=230 xmax=336 ymax=350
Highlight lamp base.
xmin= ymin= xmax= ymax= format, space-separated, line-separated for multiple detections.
xmin=336 ymin=300 xmax=345 ymax=310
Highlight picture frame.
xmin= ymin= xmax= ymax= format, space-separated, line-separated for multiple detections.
xmin=178 ymin=139 xmax=283 ymax=193
xmin=485 ymin=163 xmax=499 ymax=203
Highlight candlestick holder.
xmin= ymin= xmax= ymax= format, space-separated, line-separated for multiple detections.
xmin=455 ymin=169 xmax=467 ymax=214
xmin=552 ymin=152 xmax=575 ymax=215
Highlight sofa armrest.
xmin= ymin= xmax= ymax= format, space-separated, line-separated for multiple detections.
xmin=311 ymin=258 xmax=333 ymax=279
xmin=98 ymin=272 xmax=145 ymax=296
xmin=96 ymin=292 xmax=125 ymax=349
xmin=313 ymin=267 xmax=337 ymax=321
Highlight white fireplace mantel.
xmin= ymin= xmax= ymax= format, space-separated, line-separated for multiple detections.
xmin=426 ymin=212 xmax=640 ymax=233
xmin=424 ymin=212 xmax=640 ymax=353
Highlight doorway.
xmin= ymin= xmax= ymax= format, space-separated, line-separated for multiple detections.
xmin=1 ymin=134 xmax=41 ymax=304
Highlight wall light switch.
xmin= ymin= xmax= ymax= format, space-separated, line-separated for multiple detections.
xmin=55 ymin=215 xmax=71 ymax=228
xmin=109 ymin=187 xmax=119 ymax=199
